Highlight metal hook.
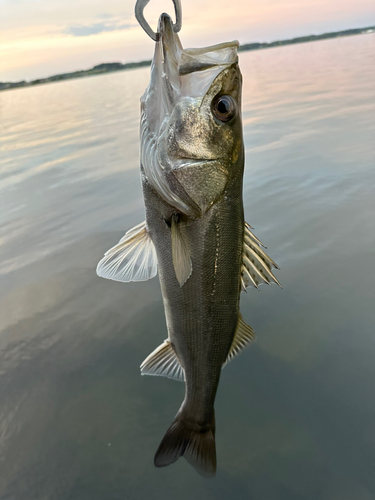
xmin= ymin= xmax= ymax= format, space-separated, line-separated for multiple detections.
xmin=135 ymin=0 xmax=182 ymax=41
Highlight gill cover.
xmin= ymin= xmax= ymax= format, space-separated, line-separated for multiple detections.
xmin=141 ymin=14 xmax=240 ymax=216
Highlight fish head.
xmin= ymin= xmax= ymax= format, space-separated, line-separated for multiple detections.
xmin=141 ymin=14 xmax=243 ymax=216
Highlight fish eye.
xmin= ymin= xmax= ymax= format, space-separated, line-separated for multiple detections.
xmin=212 ymin=95 xmax=237 ymax=122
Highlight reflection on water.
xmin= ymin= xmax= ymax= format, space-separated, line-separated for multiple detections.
xmin=0 ymin=34 xmax=374 ymax=499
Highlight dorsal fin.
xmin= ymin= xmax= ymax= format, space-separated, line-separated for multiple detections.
xmin=140 ymin=340 xmax=185 ymax=382
xmin=96 ymin=221 xmax=157 ymax=282
xmin=241 ymin=222 xmax=281 ymax=290
xmin=171 ymin=214 xmax=192 ymax=287
xmin=223 ymin=314 xmax=255 ymax=367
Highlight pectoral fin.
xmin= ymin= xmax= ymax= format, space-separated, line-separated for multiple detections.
xmin=140 ymin=340 xmax=185 ymax=382
xmin=241 ymin=222 xmax=281 ymax=290
xmin=171 ymin=214 xmax=192 ymax=287
xmin=223 ymin=314 xmax=255 ymax=367
xmin=96 ymin=221 xmax=157 ymax=282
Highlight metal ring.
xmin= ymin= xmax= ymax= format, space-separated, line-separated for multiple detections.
xmin=135 ymin=0 xmax=182 ymax=41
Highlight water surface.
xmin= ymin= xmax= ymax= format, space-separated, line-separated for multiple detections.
xmin=0 ymin=34 xmax=374 ymax=499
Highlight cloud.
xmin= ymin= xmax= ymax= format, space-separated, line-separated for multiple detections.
xmin=97 ymin=13 xmax=113 ymax=19
xmin=67 ymin=21 xmax=135 ymax=37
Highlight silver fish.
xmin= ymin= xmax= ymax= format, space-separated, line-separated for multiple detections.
xmin=97 ymin=11 xmax=280 ymax=477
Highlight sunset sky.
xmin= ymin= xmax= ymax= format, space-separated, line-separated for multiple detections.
xmin=1 ymin=0 xmax=374 ymax=82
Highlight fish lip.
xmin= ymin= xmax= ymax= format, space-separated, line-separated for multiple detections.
xmin=157 ymin=13 xmax=180 ymax=77
xmin=157 ymin=12 xmax=174 ymax=36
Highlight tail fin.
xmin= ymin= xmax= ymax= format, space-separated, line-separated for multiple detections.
xmin=154 ymin=413 xmax=216 ymax=477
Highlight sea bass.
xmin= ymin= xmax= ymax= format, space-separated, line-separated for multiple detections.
xmin=97 ymin=11 xmax=280 ymax=476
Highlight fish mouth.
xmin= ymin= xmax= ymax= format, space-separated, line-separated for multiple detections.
xmin=156 ymin=13 xmax=182 ymax=98
xmin=154 ymin=13 xmax=240 ymax=102
xmin=157 ymin=13 xmax=179 ymax=52
xmin=140 ymin=15 xmax=239 ymax=215
xmin=144 ymin=14 xmax=240 ymax=131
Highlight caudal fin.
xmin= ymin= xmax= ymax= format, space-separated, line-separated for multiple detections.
xmin=154 ymin=413 xmax=216 ymax=477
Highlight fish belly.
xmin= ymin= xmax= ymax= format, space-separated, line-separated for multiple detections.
xmin=143 ymin=173 xmax=244 ymax=422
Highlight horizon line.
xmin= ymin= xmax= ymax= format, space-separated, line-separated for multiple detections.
xmin=1 ymin=25 xmax=373 ymax=91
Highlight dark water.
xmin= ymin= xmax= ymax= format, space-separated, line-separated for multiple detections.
xmin=0 ymin=34 xmax=374 ymax=499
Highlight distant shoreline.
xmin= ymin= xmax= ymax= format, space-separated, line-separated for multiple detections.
xmin=1 ymin=26 xmax=373 ymax=93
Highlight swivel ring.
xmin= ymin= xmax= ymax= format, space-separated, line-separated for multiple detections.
xmin=135 ymin=0 xmax=182 ymax=41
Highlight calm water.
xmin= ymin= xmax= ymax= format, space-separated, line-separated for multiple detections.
xmin=0 ymin=34 xmax=374 ymax=499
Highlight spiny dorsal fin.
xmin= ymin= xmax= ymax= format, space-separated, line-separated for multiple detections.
xmin=171 ymin=214 xmax=192 ymax=287
xmin=140 ymin=340 xmax=185 ymax=382
xmin=241 ymin=222 xmax=281 ymax=290
xmin=96 ymin=221 xmax=157 ymax=282
xmin=223 ymin=314 xmax=255 ymax=367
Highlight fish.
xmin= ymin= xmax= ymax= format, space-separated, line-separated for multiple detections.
xmin=96 ymin=12 xmax=280 ymax=477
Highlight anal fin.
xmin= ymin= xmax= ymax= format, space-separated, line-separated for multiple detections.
xmin=223 ymin=314 xmax=255 ymax=367
xmin=140 ymin=340 xmax=185 ymax=382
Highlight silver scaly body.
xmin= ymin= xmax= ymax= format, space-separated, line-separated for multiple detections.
xmin=97 ymin=13 xmax=280 ymax=476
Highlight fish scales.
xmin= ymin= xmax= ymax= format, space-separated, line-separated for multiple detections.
xmin=97 ymin=10 xmax=280 ymax=477
xmin=143 ymin=173 xmax=244 ymax=424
